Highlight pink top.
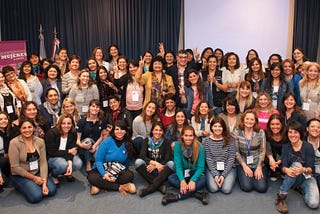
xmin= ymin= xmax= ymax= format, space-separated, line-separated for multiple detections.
xmin=256 ymin=109 xmax=279 ymax=130
xmin=126 ymin=81 xmax=144 ymax=111
xmin=191 ymin=90 xmax=201 ymax=115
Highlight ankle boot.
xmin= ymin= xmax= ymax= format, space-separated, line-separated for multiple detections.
xmin=276 ymin=193 xmax=288 ymax=213
xmin=194 ymin=191 xmax=210 ymax=205
xmin=162 ymin=193 xmax=179 ymax=205
xmin=119 ymin=183 xmax=136 ymax=196
xmin=136 ymin=165 xmax=154 ymax=184
xmin=90 ymin=185 xmax=100 ymax=195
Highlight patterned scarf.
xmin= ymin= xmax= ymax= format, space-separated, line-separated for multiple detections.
xmin=147 ymin=137 xmax=164 ymax=161
xmin=43 ymin=101 xmax=61 ymax=125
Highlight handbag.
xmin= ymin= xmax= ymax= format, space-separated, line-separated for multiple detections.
xmin=103 ymin=162 xmax=126 ymax=180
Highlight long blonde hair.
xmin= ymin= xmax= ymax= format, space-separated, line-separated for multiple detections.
xmin=62 ymin=98 xmax=81 ymax=124
xmin=254 ymin=92 xmax=276 ymax=115
xmin=299 ymin=62 xmax=320 ymax=88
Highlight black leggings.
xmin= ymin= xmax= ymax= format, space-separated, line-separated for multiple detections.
xmin=87 ymin=168 xmax=134 ymax=191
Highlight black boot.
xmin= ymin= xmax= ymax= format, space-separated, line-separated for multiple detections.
xmin=194 ymin=191 xmax=210 ymax=205
xmin=162 ymin=193 xmax=179 ymax=205
xmin=153 ymin=166 xmax=172 ymax=194
xmin=139 ymin=166 xmax=173 ymax=197
xmin=136 ymin=165 xmax=154 ymax=184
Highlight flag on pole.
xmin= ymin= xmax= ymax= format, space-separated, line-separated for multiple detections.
xmin=39 ymin=24 xmax=47 ymax=60
xmin=51 ymin=27 xmax=60 ymax=62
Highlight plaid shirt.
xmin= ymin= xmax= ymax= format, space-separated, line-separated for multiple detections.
xmin=234 ymin=128 xmax=266 ymax=169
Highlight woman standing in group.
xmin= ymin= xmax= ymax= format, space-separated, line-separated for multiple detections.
xmin=204 ymin=117 xmax=236 ymax=194
xmin=9 ymin=118 xmax=56 ymax=203
xmin=235 ymin=81 xmax=256 ymax=113
xmin=95 ymin=66 xmax=118 ymax=113
xmin=280 ymin=92 xmax=307 ymax=129
xmin=275 ymin=121 xmax=319 ymax=213
xmin=159 ymin=93 xmax=176 ymax=130
xmin=180 ymin=69 xmax=213 ymax=119
xmin=259 ymin=62 xmax=291 ymax=110
xmin=39 ymin=88 xmax=61 ymax=127
xmin=135 ymin=56 xmax=175 ymax=107
xmin=92 ymin=47 xmax=110 ymax=71
xmin=86 ymin=57 xmax=98 ymax=81
xmin=114 ymin=60 xmax=144 ymax=119
xmin=218 ymin=96 xmax=241 ymax=133
xmin=265 ymin=114 xmax=287 ymax=181
xmin=214 ymin=48 xmax=224 ymax=68
xmin=69 ymin=69 xmax=99 ymax=116
xmin=245 ymin=58 xmax=265 ymax=98
xmin=45 ymin=114 xmax=82 ymax=185
xmin=253 ymin=92 xmax=279 ymax=131
xmin=234 ymin=110 xmax=268 ymax=193
xmin=40 ymin=64 xmax=63 ymax=103
xmin=292 ymin=48 xmax=309 ymax=69
xmin=132 ymin=101 xmax=159 ymax=153
xmin=164 ymin=51 xmax=176 ymax=70
xmin=2 ymin=65 xmax=32 ymax=105
xmin=0 ymin=72 xmax=19 ymax=125
xmin=201 ymin=55 xmax=227 ymax=115
xmin=107 ymin=44 xmax=121 ymax=72
xmin=299 ymin=62 xmax=320 ymax=120
xmin=221 ymin=52 xmax=245 ymax=94
xmin=191 ymin=101 xmax=214 ymax=142
xmin=162 ymin=126 xmax=208 ymax=205
xmin=61 ymin=55 xmax=80 ymax=96
xmin=87 ymin=120 xmax=136 ymax=196
xmin=76 ymin=99 xmax=107 ymax=172
xmin=142 ymin=51 xmax=153 ymax=73
xmin=55 ymin=48 xmax=68 ymax=75
xmin=135 ymin=122 xmax=173 ymax=197
xmin=18 ymin=61 xmax=43 ymax=105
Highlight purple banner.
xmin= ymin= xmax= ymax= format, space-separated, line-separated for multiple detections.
xmin=0 ymin=40 xmax=27 ymax=72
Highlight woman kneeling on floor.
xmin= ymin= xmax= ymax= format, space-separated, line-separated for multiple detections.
xmin=162 ymin=126 xmax=209 ymax=205
xmin=87 ymin=120 xmax=136 ymax=195
xmin=135 ymin=121 xmax=174 ymax=197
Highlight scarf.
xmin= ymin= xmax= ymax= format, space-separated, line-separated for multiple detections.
xmin=43 ymin=101 xmax=61 ymax=125
xmin=112 ymin=109 xmax=121 ymax=121
xmin=7 ymin=80 xmax=27 ymax=102
xmin=147 ymin=137 xmax=164 ymax=161
xmin=180 ymin=142 xmax=193 ymax=163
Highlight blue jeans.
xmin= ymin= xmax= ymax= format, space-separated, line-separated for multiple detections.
xmin=206 ymin=167 xmax=237 ymax=194
xmin=133 ymin=137 xmax=144 ymax=154
xmin=280 ymin=162 xmax=319 ymax=209
xmin=48 ymin=155 xmax=83 ymax=177
xmin=168 ymin=173 xmax=206 ymax=200
xmin=10 ymin=173 xmax=56 ymax=203
xmin=135 ymin=158 xmax=175 ymax=171
xmin=237 ymin=165 xmax=268 ymax=193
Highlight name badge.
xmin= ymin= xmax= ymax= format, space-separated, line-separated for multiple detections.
xmin=103 ymin=100 xmax=108 ymax=107
xmin=184 ymin=169 xmax=191 ymax=178
xmin=217 ymin=162 xmax=225 ymax=171
xmin=247 ymin=156 xmax=254 ymax=165
xmin=6 ymin=105 xmax=14 ymax=114
xmin=132 ymin=91 xmax=139 ymax=102
xmin=302 ymin=102 xmax=310 ymax=111
xmin=82 ymin=106 xmax=89 ymax=113
xmin=315 ymin=165 xmax=320 ymax=174
xmin=29 ymin=160 xmax=39 ymax=171
xmin=16 ymin=100 xmax=22 ymax=108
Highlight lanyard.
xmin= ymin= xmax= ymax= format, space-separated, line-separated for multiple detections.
xmin=242 ymin=130 xmax=254 ymax=156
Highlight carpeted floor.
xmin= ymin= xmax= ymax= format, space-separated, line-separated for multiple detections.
xmin=0 ymin=168 xmax=318 ymax=214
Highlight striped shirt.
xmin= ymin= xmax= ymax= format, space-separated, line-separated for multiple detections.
xmin=203 ymin=137 xmax=236 ymax=178
xmin=234 ymin=128 xmax=266 ymax=169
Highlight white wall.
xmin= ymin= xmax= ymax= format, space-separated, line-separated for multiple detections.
xmin=184 ymin=0 xmax=293 ymax=63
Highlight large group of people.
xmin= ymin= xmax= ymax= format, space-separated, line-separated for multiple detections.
xmin=0 ymin=44 xmax=320 ymax=213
